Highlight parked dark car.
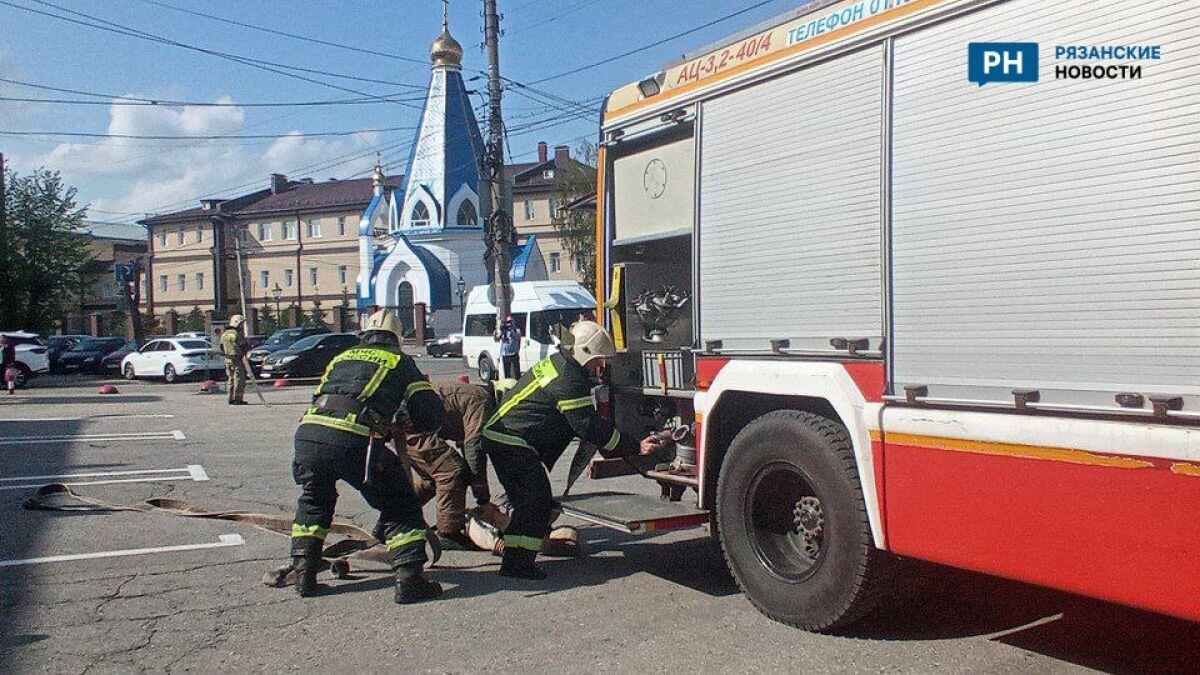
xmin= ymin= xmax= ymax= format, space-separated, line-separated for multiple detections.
xmin=246 ymin=334 xmax=268 ymax=349
xmin=246 ymin=326 xmax=331 ymax=375
xmin=57 ymin=337 xmax=129 ymax=375
xmin=101 ymin=340 xmax=141 ymax=375
xmin=424 ymin=332 xmax=463 ymax=358
xmin=47 ymin=334 xmax=90 ymax=373
xmin=259 ymin=333 xmax=360 ymax=379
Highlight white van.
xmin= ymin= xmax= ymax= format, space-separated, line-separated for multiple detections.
xmin=462 ymin=281 xmax=597 ymax=381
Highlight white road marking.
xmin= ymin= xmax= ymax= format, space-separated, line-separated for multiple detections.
xmin=0 ymin=467 xmax=193 ymax=482
xmin=0 ymin=534 xmax=245 ymax=567
xmin=0 ymin=430 xmax=185 ymax=446
xmin=0 ymin=414 xmax=176 ymax=423
xmin=0 ymin=464 xmax=210 ymax=491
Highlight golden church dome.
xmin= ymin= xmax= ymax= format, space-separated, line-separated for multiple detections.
xmin=430 ymin=26 xmax=463 ymax=68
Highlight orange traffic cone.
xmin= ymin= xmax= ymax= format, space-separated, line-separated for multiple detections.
xmin=273 ymin=378 xmax=289 ymax=388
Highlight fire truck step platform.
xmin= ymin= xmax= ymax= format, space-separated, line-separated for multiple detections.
xmin=558 ymin=491 xmax=709 ymax=535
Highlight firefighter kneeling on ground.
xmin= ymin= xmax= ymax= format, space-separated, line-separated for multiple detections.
xmin=288 ymin=309 xmax=446 ymax=603
xmin=482 ymin=320 xmax=664 ymax=580
xmin=403 ymin=378 xmax=496 ymax=550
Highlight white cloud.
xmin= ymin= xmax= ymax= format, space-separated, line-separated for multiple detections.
xmin=14 ymin=95 xmax=382 ymax=219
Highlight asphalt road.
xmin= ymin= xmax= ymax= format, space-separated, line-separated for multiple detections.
xmin=1 ymin=357 xmax=1198 ymax=673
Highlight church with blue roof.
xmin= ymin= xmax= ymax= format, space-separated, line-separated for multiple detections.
xmin=356 ymin=15 xmax=546 ymax=336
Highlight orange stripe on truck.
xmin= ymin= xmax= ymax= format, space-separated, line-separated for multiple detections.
xmin=872 ymin=430 xmax=1155 ymax=470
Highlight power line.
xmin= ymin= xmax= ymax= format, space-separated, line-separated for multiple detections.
xmin=0 ymin=77 xmax=423 ymax=107
xmin=1 ymin=0 xmax=428 ymax=107
xmin=0 ymin=126 xmax=414 ymax=141
xmin=506 ymin=0 xmax=607 ymax=36
xmin=527 ymin=0 xmax=783 ymax=84
xmin=127 ymin=0 xmax=439 ymax=69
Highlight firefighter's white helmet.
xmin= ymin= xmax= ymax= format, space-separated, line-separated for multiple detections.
xmin=364 ymin=309 xmax=404 ymax=343
xmin=228 ymin=314 xmax=245 ymax=328
xmin=568 ymin=320 xmax=616 ymax=366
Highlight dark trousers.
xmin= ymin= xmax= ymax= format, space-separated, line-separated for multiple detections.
xmin=291 ymin=431 xmax=429 ymax=572
xmin=482 ymin=437 xmax=556 ymax=552
xmin=501 ymin=353 xmax=521 ymax=380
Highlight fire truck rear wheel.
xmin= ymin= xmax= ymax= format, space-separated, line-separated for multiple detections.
xmin=716 ymin=410 xmax=889 ymax=631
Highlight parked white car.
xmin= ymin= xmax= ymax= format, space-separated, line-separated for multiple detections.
xmin=462 ymin=281 xmax=597 ymax=381
xmin=1 ymin=331 xmax=50 ymax=388
xmin=121 ymin=338 xmax=225 ymax=383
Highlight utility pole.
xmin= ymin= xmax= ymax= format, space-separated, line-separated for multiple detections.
xmin=0 ymin=152 xmax=8 ymax=330
xmin=482 ymin=0 xmax=514 ymax=324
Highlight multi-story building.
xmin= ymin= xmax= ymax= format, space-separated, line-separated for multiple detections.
xmin=510 ymin=141 xmax=590 ymax=282
xmin=56 ymin=221 xmax=148 ymax=336
xmin=141 ymin=173 xmax=398 ymax=333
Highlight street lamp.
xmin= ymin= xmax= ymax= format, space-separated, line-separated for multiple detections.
xmin=271 ymin=283 xmax=283 ymax=323
xmin=456 ymin=275 xmax=466 ymax=324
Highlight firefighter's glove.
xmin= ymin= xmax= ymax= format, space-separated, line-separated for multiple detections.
xmin=638 ymin=434 xmax=668 ymax=456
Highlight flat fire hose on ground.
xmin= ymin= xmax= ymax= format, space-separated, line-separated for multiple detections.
xmin=20 ymin=483 xmax=441 ymax=587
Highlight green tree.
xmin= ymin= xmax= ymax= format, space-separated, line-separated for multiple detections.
xmin=1 ymin=167 xmax=91 ymax=332
xmin=551 ymin=140 xmax=599 ymax=290
xmin=180 ymin=306 xmax=205 ymax=333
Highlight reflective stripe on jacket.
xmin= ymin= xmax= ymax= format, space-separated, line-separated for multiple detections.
xmin=482 ymin=350 xmax=625 ymax=460
xmin=301 ymin=342 xmax=440 ymax=437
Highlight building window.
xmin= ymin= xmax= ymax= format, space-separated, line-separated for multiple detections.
xmin=260 ymin=270 xmax=270 ymax=289
xmin=573 ymin=254 xmax=586 ymax=271
xmin=410 ymin=202 xmax=430 ymax=228
xmin=283 ymin=221 xmax=297 ymax=240
xmin=284 ymin=269 xmax=294 ymax=288
xmin=235 ymin=226 xmax=249 ymax=242
xmin=176 ymin=229 xmax=184 ymax=245
xmin=100 ymin=281 xmax=116 ymax=299
xmin=258 ymin=223 xmax=272 ymax=241
xmin=309 ymin=267 xmax=318 ymax=286
xmin=338 ymin=265 xmax=348 ymax=284
xmin=195 ymin=272 xmax=204 ymax=290
xmin=337 ymin=216 xmax=347 ymax=236
xmin=549 ymin=197 xmax=559 ymax=220
xmin=157 ymin=231 xmax=166 ymax=247
xmin=196 ymin=226 xmax=204 ymax=243
xmin=305 ymin=218 xmax=322 ymax=238
xmin=523 ymin=199 xmax=535 ymax=220
xmin=456 ymin=200 xmax=477 ymax=227
xmin=159 ymin=275 xmax=167 ymax=292
xmin=543 ymin=169 xmax=555 ymax=180
xmin=177 ymin=274 xmax=186 ymax=292
xmin=548 ymin=252 xmax=561 ymax=273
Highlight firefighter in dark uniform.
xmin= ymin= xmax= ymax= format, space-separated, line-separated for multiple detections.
xmin=482 ymin=320 xmax=664 ymax=580
xmin=289 ymin=309 xmax=446 ymax=603
xmin=220 ymin=315 xmax=248 ymax=405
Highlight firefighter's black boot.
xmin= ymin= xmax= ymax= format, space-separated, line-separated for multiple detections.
xmin=293 ymin=554 xmax=321 ymax=598
xmin=394 ymin=565 xmax=443 ymax=604
xmin=499 ymin=546 xmax=547 ymax=580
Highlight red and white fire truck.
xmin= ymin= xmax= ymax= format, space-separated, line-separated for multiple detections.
xmin=558 ymin=0 xmax=1200 ymax=631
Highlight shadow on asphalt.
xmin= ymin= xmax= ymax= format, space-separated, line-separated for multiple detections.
xmin=0 ymin=420 xmax=82 ymax=648
xmin=843 ymin=558 xmax=1200 ymax=673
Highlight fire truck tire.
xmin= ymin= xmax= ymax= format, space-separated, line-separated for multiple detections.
xmin=716 ymin=410 xmax=888 ymax=631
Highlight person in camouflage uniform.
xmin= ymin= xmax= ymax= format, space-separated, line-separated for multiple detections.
xmin=220 ymin=315 xmax=248 ymax=405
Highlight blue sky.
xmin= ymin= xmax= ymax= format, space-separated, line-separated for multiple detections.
xmin=0 ymin=0 xmax=797 ymax=221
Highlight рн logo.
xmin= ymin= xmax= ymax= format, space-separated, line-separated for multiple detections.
xmin=968 ymin=42 xmax=1039 ymax=85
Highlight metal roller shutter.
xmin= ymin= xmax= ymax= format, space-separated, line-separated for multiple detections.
xmin=699 ymin=45 xmax=884 ymax=352
xmin=891 ymin=0 xmax=1200 ymax=402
